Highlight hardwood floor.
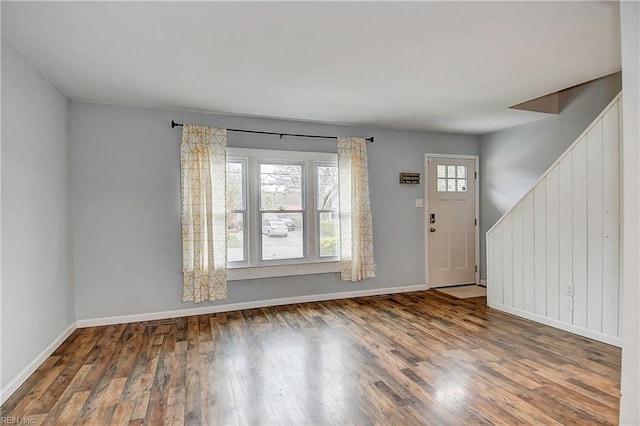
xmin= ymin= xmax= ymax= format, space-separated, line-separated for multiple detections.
xmin=1 ymin=291 xmax=621 ymax=425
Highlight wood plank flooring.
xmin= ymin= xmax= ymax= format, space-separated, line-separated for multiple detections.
xmin=1 ymin=290 xmax=621 ymax=425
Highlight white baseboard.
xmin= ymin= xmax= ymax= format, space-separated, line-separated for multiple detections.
xmin=479 ymin=279 xmax=487 ymax=287
xmin=488 ymin=302 xmax=622 ymax=347
xmin=77 ymin=284 xmax=430 ymax=328
xmin=1 ymin=321 xmax=77 ymax=405
xmin=1 ymin=285 xmax=429 ymax=403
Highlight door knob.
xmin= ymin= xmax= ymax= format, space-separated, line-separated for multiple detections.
xmin=430 ymin=228 xmax=436 ymax=233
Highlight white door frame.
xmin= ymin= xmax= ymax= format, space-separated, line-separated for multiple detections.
xmin=424 ymin=153 xmax=480 ymax=289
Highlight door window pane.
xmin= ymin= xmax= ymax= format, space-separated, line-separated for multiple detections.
xmin=260 ymin=164 xmax=303 ymax=210
xmin=436 ymin=164 xmax=470 ymax=192
xmin=262 ymin=212 xmax=304 ymax=260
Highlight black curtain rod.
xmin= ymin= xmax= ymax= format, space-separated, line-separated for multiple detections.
xmin=171 ymin=120 xmax=374 ymax=143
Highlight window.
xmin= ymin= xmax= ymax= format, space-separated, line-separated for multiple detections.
xmin=226 ymin=148 xmax=340 ymax=271
xmin=226 ymin=160 xmax=247 ymax=263
xmin=260 ymin=162 xmax=304 ymax=260
xmin=317 ymin=164 xmax=340 ymax=257
xmin=436 ymin=164 xmax=467 ymax=192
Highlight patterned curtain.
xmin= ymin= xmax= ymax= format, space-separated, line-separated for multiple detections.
xmin=337 ymin=137 xmax=376 ymax=281
xmin=181 ymin=125 xmax=227 ymax=302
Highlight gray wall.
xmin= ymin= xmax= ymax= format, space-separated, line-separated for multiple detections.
xmin=69 ymin=101 xmax=479 ymax=320
xmin=479 ymin=72 xmax=622 ymax=279
xmin=1 ymin=40 xmax=75 ymax=390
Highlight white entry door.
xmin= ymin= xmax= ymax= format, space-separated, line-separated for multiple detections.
xmin=427 ymin=157 xmax=477 ymax=288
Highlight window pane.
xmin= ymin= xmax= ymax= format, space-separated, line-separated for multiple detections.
xmin=262 ymin=212 xmax=303 ymax=260
xmin=226 ymin=212 xmax=244 ymax=262
xmin=226 ymin=162 xmax=244 ymax=210
xmin=457 ymin=179 xmax=467 ymax=192
xmin=447 ymin=165 xmax=456 ymax=178
xmin=437 ymin=165 xmax=446 ymax=178
xmin=447 ymin=179 xmax=456 ymax=192
xmin=457 ymin=166 xmax=467 ymax=179
xmin=260 ymin=164 xmax=303 ymax=210
xmin=319 ymin=211 xmax=340 ymax=257
xmin=437 ymin=178 xmax=447 ymax=192
xmin=317 ymin=166 xmax=339 ymax=210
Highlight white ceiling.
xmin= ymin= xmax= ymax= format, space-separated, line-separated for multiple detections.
xmin=1 ymin=1 xmax=621 ymax=134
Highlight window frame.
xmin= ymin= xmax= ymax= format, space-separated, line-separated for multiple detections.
xmin=226 ymin=148 xmax=340 ymax=279
xmin=315 ymin=161 xmax=340 ymax=261
xmin=226 ymin=158 xmax=248 ymax=267
xmin=257 ymin=159 xmax=307 ymax=265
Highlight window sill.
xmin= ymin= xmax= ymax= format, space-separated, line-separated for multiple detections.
xmin=227 ymin=261 xmax=340 ymax=281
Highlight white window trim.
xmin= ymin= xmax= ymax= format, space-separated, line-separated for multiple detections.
xmin=226 ymin=147 xmax=339 ymax=279
xmin=228 ymin=261 xmax=340 ymax=281
xmin=227 ymin=148 xmax=337 ymax=162
xmin=226 ymin=158 xmax=248 ymax=266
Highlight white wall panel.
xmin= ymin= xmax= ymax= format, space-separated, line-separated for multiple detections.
xmin=522 ymin=194 xmax=535 ymax=313
xmin=602 ymin=104 xmax=620 ymax=337
xmin=534 ymin=184 xmax=547 ymax=316
xmin=502 ymin=216 xmax=514 ymax=307
xmin=486 ymin=95 xmax=622 ymax=346
xmin=558 ymin=155 xmax=574 ymax=325
xmin=572 ymin=138 xmax=588 ymax=328
xmin=545 ymin=167 xmax=560 ymax=320
xmin=490 ymin=227 xmax=503 ymax=304
xmin=587 ymin=120 xmax=604 ymax=332
xmin=512 ymin=206 xmax=524 ymax=310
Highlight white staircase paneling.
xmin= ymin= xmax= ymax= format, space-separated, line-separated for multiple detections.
xmin=545 ymin=166 xmax=560 ymax=320
xmin=558 ymin=154 xmax=574 ymax=326
xmin=534 ymin=184 xmax=547 ymax=316
xmin=587 ymin=119 xmax=604 ymax=332
xmin=487 ymin=93 xmax=622 ymax=346
xmin=490 ymin=226 xmax=503 ymax=305
xmin=512 ymin=205 xmax=524 ymax=311
xmin=601 ymin=102 xmax=620 ymax=337
xmin=572 ymin=138 xmax=588 ymax=329
xmin=522 ymin=194 xmax=535 ymax=314
xmin=502 ymin=216 xmax=514 ymax=308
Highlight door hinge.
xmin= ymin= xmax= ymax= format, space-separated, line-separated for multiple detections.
xmin=475 ymin=218 xmax=477 ymax=226
xmin=474 ymin=171 xmax=477 ymax=179
xmin=475 ymin=265 xmax=478 ymax=272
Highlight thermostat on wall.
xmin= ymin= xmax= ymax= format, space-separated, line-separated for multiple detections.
xmin=399 ymin=172 xmax=420 ymax=184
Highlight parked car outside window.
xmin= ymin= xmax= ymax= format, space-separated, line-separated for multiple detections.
xmin=278 ymin=217 xmax=296 ymax=231
xmin=264 ymin=213 xmax=296 ymax=231
xmin=262 ymin=219 xmax=289 ymax=237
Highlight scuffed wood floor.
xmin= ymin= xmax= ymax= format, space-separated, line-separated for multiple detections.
xmin=1 ymin=290 xmax=621 ymax=425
